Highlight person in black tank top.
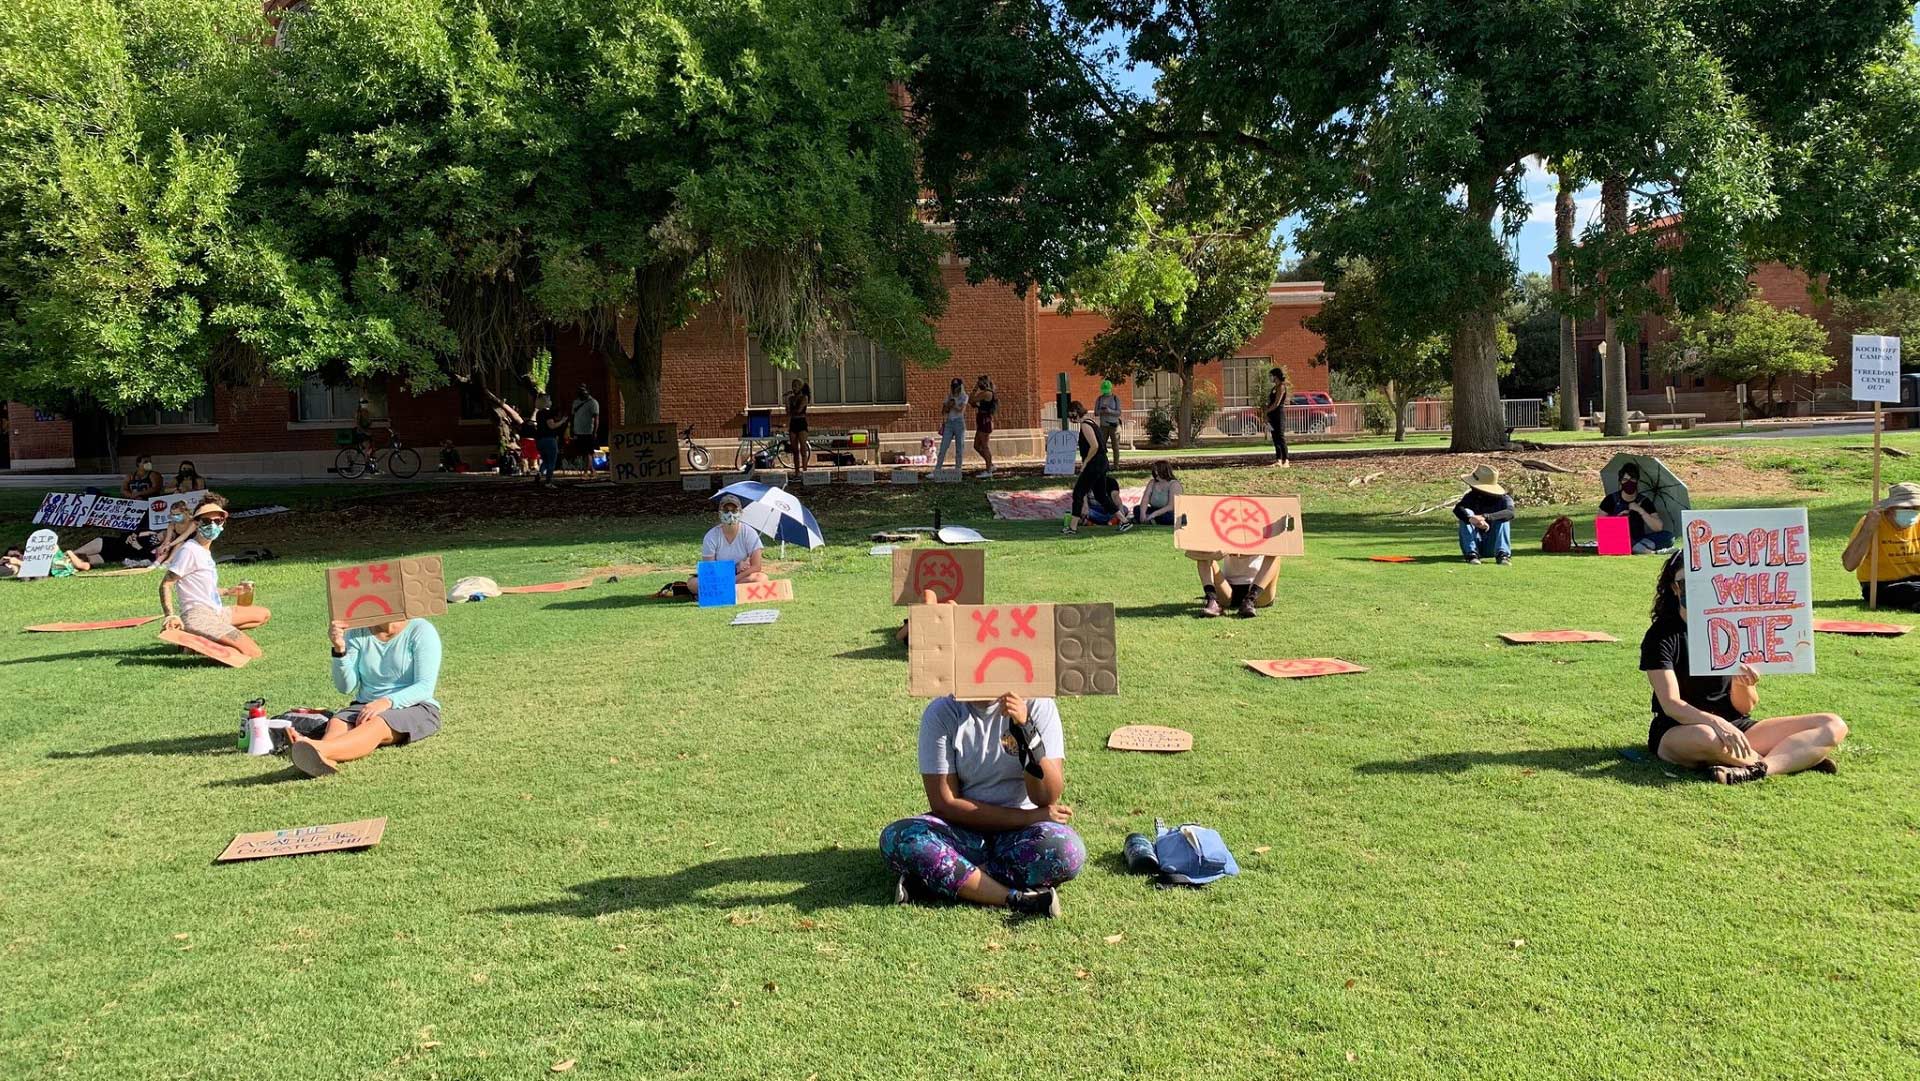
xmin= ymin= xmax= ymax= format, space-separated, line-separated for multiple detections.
xmin=1640 ymin=553 xmax=1847 ymax=784
xmin=972 ymin=375 xmax=998 ymax=478
xmin=1062 ymin=401 xmax=1126 ymax=535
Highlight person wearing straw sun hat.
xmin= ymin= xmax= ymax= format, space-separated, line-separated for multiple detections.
xmin=158 ymin=495 xmax=270 ymax=658
xmin=1842 ymin=481 xmax=1920 ymax=609
xmin=1454 ymin=465 xmax=1516 ymax=566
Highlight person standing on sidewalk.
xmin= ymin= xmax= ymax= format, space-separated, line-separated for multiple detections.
xmin=971 ymin=375 xmax=998 ymax=478
xmin=935 ymin=378 xmax=968 ymax=473
xmin=1095 ymin=380 xmax=1124 ymax=466
xmin=568 ymin=383 xmax=601 ymax=475
xmin=1264 ymin=367 xmax=1291 ymax=467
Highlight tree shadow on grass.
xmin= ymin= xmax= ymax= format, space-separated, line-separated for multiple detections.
xmin=1353 ymin=744 xmax=1692 ymax=787
xmin=488 ymin=846 xmax=890 ymax=917
xmin=203 ymin=767 xmax=307 ymax=788
xmin=0 ymin=646 xmax=207 ymax=669
xmin=48 ymin=733 xmax=231 ymax=759
xmin=835 ymin=627 xmax=906 ymax=662
xmin=1114 ymin=602 xmax=1207 ymax=620
xmin=542 ymin=593 xmax=674 ymax=612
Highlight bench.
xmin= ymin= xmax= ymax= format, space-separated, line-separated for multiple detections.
xmin=1642 ymin=413 xmax=1705 ymax=432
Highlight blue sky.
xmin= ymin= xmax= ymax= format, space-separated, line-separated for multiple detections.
xmin=1103 ymin=10 xmax=1920 ymax=277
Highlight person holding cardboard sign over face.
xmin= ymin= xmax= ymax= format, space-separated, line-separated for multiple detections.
xmin=288 ymin=616 xmax=443 ymax=778
xmin=879 ymin=691 xmax=1084 ymax=918
xmin=685 ymin=494 xmax=767 ymax=599
xmin=1841 ymin=482 xmax=1920 ymax=610
xmin=159 ymin=496 xmax=270 ymax=658
xmin=1455 ymin=466 xmax=1515 ymax=565
xmin=1641 ymin=554 xmax=1847 ymax=785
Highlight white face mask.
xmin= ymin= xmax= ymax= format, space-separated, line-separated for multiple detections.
xmin=720 ymin=510 xmax=741 ymax=526
xmin=1893 ymin=509 xmax=1919 ymax=530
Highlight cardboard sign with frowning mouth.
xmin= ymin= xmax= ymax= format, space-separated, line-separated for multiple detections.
xmin=909 ymin=602 xmax=1116 ymax=698
xmin=1244 ymin=658 xmax=1368 ymax=679
xmin=891 ymin=547 xmax=985 ymax=605
xmin=1173 ymin=495 xmax=1305 ymax=557
xmin=325 ymin=556 xmax=448 ymax=630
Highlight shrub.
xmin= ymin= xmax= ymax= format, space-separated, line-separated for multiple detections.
xmin=1145 ymin=405 xmax=1175 ymax=446
xmin=1362 ymin=391 xmax=1394 ymax=434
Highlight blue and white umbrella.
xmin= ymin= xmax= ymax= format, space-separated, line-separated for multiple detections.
xmin=710 ymin=480 xmax=771 ymax=506
xmin=738 ymin=485 xmax=825 ymax=553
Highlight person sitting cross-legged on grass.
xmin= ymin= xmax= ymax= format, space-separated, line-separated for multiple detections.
xmin=1455 ymin=465 xmax=1515 ymax=565
xmin=880 ymin=692 xmax=1085 ymax=918
xmin=1187 ymin=549 xmax=1279 ymax=619
xmin=159 ymin=496 xmax=270 ymax=659
xmin=1642 ymin=553 xmax=1847 ymax=785
xmin=289 ymin=617 xmax=443 ymax=778
xmin=685 ymin=494 xmax=768 ymax=599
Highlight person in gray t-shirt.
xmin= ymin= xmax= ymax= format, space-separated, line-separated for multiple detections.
xmin=879 ymin=693 xmax=1086 ymax=918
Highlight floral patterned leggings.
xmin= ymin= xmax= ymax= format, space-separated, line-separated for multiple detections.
xmin=879 ymin=814 xmax=1086 ymax=897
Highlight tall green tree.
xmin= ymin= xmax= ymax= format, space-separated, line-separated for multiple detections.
xmin=260 ymin=0 xmax=946 ymax=424
xmin=1553 ymin=164 xmax=1582 ymax=430
xmin=1654 ymin=297 xmax=1833 ymax=414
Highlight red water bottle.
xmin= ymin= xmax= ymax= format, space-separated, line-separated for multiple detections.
xmin=239 ymin=702 xmax=266 ymax=751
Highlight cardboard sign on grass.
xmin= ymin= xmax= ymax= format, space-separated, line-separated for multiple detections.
xmin=325 ymin=556 xmax=448 ymax=630
xmin=909 ymin=602 xmax=1117 ymax=698
xmin=33 ymin=492 xmax=143 ymax=530
xmin=1812 ymin=618 xmax=1912 ymax=636
xmin=159 ymin=627 xmax=250 ymax=667
xmin=890 ymin=547 xmax=985 ymax=605
xmin=27 ymin=616 xmax=160 ymax=633
xmin=1499 ymin=630 xmax=1619 ymax=645
xmin=1172 ymin=495 xmax=1304 ymax=557
xmin=1043 ymin=430 xmax=1078 ymax=476
xmin=17 ymin=529 xmax=58 ymax=579
xmin=148 ymin=490 xmax=207 ymax=530
xmin=1244 ymin=658 xmax=1369 ymax=679
xmin=1681 ymin=509 xmax=1815 ymax=675
xmin=739 ymin=579 xmax=794 ymax=603
xmin=1107 ymin=725 xmax=1193 ymax=752
xmin=217 ymin=818 xmax=386 ymax=862
xmin=606 ymin=423 xmax=680 ymax=483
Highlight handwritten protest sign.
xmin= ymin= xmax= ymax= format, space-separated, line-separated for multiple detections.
xmin=1107 ymin=725 xmax=1193 ymax=752
xmin=17 ymin=529 xmax=58 ymax=579
xmin=217 ymin=818 xmax=387 ymax=862
xmin=35 ymin=492 xmax=151 ymax=531
xmin=1044 ymin=430 xmax=1078 ymax=476
xmin=324 ymin=556 xmax=448 ymax=630
xmin=909 ymin=602 xmax=1117 ymax=698
xmin=891 ymin=547 xmax=985 ymax=605
xmin=606 ymin=424 xmax=680 ymax=483
xmin=33 ymin=493 xmax=94 ymax=528
xmin=148 ymin=490 xmax=208 ymax=530
xmin=1681 ymin=509 xmax=1815 ymax=676
xmin=1852 ymin=335 xmax=1902 ymax=403
xmin=1172 ymin=495 xmax=1305 ymax=557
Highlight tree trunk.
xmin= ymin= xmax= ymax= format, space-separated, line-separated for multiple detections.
xmin=1553 ymin=165 xmax=1580 ymax=431
xmin=1601 ymin=173 xmax=1631 ymax=438
xmin=1389 ymin=381 xmax=1408 ymax=442
xmin=599 ymin=256 xmax=694 ymax=425
xmin=1176 ymin=365 xmax=1196 ymax=447
xmin=1448 ymin=171 xmax=1508 ymax=452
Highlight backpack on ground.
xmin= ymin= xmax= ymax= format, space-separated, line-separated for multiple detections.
xmin=1152 ymin=821 xmax=1240 ymax=886
xmin=1541 ymin=516 xmax=1573 ymax=553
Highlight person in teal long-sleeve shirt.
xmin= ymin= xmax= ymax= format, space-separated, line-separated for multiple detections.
xmin=289 ymin=617 xmax=443 ymax=778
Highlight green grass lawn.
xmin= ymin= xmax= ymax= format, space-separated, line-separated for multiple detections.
xmin=2 ymin=446 xmax=1917 ymax=1080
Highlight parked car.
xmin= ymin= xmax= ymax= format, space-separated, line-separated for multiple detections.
xmin=1216 ymin=392 xmax=1339 ymax=436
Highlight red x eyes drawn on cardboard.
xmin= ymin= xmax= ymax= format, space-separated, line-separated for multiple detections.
xmin=1244 ymin=658 xmax=1369 ymax=679
xmin=325 ymin=556 xmax=449 ymax=630
xmin=1172 ymin=495 xmax=1305 ymax=557
xmin=891 ymin=547 xmax=984 ymax=605
xmin=740 ymin=579 xmax=794 ymax=602
xmin=910 ymin=603 xmax=1114 ymax=698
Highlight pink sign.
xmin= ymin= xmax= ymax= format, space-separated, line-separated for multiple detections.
xmin=1595 ymin=516 xmax=1631 ymax=556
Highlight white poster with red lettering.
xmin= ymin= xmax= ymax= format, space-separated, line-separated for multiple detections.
xmin=1681 ymin=509 xmax=1815 ymax=676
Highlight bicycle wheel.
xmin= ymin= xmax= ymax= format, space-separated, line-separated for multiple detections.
xmin=735 ymin=441 xmax=755 ymax=472
xmin=686 ymin=445 xmax=712 ymax=472
xmin=386 ymin=446 xmax=421 ymax=479
xmin=334 ymin=447 xmax=368 ymax=479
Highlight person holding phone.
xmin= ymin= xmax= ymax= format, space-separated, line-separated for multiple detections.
xmin=288 ymin=615 xmax=443 ymax=778
xmin=785 ymin=379 xmax=812 ymax=472
xmin=972 ymin=375 xmax=998 ymax=478
xmin=935 ymin=378 xmax=969 ymax=473
xmin=880 ymin=692 xmax=1084 ymax=918
xmin=1641 ymin=553 xmax=1847 ymax=784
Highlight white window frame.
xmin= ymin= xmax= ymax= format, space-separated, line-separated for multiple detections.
xmin=749 ymin=335 xmax=907 ymax=409
xmin=123 ymin=389 xmax=217 ymax=433
xmin=291 ymin=378 xmax=388 ymax=427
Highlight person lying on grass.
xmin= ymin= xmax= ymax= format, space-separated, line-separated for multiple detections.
xmin=2 ymin=544 xmax=88 ymax=578
xmin=158 ymin=497 xmax=270 ymax=659
xmin=289 ymin=616 xmax=443 ymax=778
xmin=881 ymin=692 xmax=1085 ymax=918
xmin=1186 ymin=549 xmax=1279 ymax=619
xmin=684 ymin=494 xmax=768 ymax=599
xmin=1642 ymin=552 xmax=1847 ymax=785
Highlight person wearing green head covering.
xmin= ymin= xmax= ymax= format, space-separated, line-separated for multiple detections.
xmin=1094 ymin=380 xmax=1124 ymax=466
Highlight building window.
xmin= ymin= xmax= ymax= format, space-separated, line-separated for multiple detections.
xmin=1136 ymin=372 xmax=1178 ymax=411
xmin=748 ymin=335 xmax=905 ymax=408
xmin=125 ymin=389 xmax=215 ymax=428
xmin=457 ymin=381 xmax=497 ymax=421
xmin=1219 ymin=357 xmax=1269 ymax=410
xmin=295 ymin=378 xmax=387 ymax=423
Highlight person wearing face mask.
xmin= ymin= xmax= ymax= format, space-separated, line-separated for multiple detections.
xmin=158 ymin=496 xmax=270 ymax=658
xmin=1599 ymin=462 xmax=1673 ymax=554
xmin=1841 ymin=482 xmax=1920 ymax=610
xmin=169 ymin=460 xmax=207 ymax=494
xmin=121 ymin=456 xmax=163 ymax=499
xmin=971 ymin=375 xmax=997 ymax=478
xmin=935 ymin=378 xmax=969 ymax=473
xmin=286 ymin=615 xmax=443 ymax=778
xmin=1641 ymin=553 xmax=1846 ymax=784
xmin=529 ymin=392 xmax=566 ymax=487
xmin=684 ymin=495 xmax=768 ymax=599
xmin=1094 ymin=380 xmax=1123 ymax=466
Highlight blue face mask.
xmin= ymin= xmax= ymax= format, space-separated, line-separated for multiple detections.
xmin=197 ymin=522 xmax=224 ymax=542
xmin=1893 ymin=509 xmax=1919 ymax=530
xmin=170 ymin=513 xmax=186 ymax=524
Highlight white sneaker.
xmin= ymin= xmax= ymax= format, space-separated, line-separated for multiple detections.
xmin=977 ymin=470 xmax=995 ymax=479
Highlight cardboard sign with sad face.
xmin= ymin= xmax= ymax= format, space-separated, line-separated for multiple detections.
xmin=1172 ymin=495 xmax=1305 ymax=557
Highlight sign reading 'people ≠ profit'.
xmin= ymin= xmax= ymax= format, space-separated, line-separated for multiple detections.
xmin=607 ymin=424 xmax=680 ymax=483
xmin=1681 ymin=509 xmax=1815 ymax=676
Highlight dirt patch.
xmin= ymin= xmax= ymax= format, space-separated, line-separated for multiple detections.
xmin=1302 ymin=443 xmax=1813 ymax=501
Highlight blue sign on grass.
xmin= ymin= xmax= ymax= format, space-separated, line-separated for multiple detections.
xmin=697 ymin=560 xmax=737 ymax=607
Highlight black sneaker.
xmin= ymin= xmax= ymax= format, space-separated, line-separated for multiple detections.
xmin=1496 ymin=553 xmax=1512 ymax=566
xmin=1201 ymin=589 xmax=1222 ymax=618
xmin=1236 ymin=591 xmax=1257 ymax=619
xmin=1006 ymin=887 xmax=1061 ymax=918
xmin=1465 ymin=555 xmax=1481 ymax=565
xmin=1708 ymin=762 xmax=1770 ymax=785
xmin=894 ymin=874 xmax=940 ymax=905
xmin=1811 ymin=758 xmax=1839 ymax=775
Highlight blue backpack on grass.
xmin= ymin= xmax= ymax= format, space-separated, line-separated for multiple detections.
xmin=1152 ymin=821 xmax=1240 ymax=886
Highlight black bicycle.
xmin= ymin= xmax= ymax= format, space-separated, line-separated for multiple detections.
xmin=681 ymin=424 xmax=713 ymax=472
xmin=335 ymin=432 xmax=421 ymax=479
